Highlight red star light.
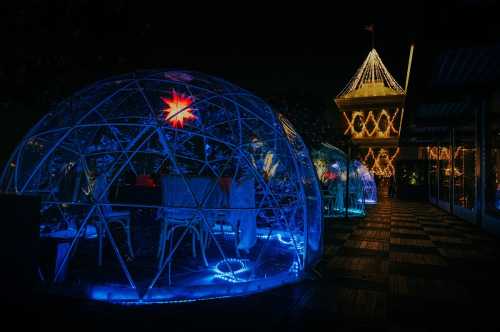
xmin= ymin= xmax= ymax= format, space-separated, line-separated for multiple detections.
xmin=161 ymin=90 xmax=197 ymax=128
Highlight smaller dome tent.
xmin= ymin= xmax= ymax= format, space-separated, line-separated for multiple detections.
xmin=312 ymin=143 xmax=365 ymax=218
xmin=0 ymin=70 xmax=323 ymax=303
xmin=353 ymin=160 xmax=377 ymax=204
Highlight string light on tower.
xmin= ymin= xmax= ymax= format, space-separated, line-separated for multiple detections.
xmin=335 ymin=31 xmax=414 ymax=178
xmin=342 ymin=109 xmax=401 ymax=139
xmin=363 ymin=147 xmax=400 ymax=178
xmin=336 ymin=49 xmax=405 ymax=101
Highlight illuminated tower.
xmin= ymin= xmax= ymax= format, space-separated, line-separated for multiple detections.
xmin=335 ymin=48 xmax=409 ymax=178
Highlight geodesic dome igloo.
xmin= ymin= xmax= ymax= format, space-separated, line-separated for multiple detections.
xmin=312 ymin=143 xmax=365 ymax=218
xmin=353 ymin=160 xmax=377 ymax=204
xmin=0 ymin=70 xmax=322 ymax=303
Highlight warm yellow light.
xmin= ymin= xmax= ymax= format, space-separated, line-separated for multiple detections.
xmin=252 ymin=151 xmax=280 ymax=182
xmin=428 ymin=146 xmax=467 ymax=177
xmin=263 ymin=151 xmax=279 ymax=180
xmin=427 ymin=146 xmax=463 ymax=161
xmin=337 ymin=49 xmax=405 ymax=99
xmin=363 ymin=147 xmax=399 ymax=178
xmin=313 ymin=158 xmax=328 ymax=182
xmin=343 ymin=109 xmax=400 ymax=139
xmin=278 ymin=113 xmax=298 ymax=143
xmin=443 ymin=167 xmax=463 ymax=177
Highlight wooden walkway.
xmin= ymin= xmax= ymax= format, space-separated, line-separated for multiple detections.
xmin=292 ymin=198 xmax=500 ymax=330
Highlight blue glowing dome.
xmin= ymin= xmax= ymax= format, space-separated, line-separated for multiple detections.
xmin=312 ymin=143 xmax=365 ymax=218
xmin=0 ymin=70 xmax=322 ymax=303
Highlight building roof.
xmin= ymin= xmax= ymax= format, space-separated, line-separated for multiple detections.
xmin=414 ymin=43 xmax=500 ymax=124
xmin=406 ymin=43 xmax=500 ymax=144
xmin=430 ymin=44 xmax=500 ymax=89
xmin=335 ymin=48 xmax=405 ymax=109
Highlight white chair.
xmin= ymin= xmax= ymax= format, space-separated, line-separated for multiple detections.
xmin=91 ymin=174 xmax=134 ymax=266
xmin=157 ymin=175 xmax=217 ymax=272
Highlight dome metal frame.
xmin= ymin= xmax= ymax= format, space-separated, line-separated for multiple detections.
xmin=0 ymin=70 xmax=322 ymax=303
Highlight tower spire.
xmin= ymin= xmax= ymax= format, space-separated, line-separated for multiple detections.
xmin=365 ymin=24 xmax=375 ymax=50
xmin=336 ymin=48 xmax=404 ymax=101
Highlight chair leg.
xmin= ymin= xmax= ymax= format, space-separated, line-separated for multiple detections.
xmin=168 ymin=231 xmax=175 ymax=265
xmin=203 ymin=228 xmax=210 ymax=248
xmin=168 ymin=261 xmax=172 ymax=286
xmin=235 ymin=221 xmax=240 ymax=257
xmin=157 ymin=221 xmax=165 ymax=257
xmin=165 ymin=225 xmax=172 ymax=284
xmin=192 ymin=231 xmax=197 ymax=259
xmin=199 ymin=228 xmax=208 ymax=267
xmin=160 ymin=226 xmax=176 ymax=271
xmin=98 ymin=221 xmax=104 ymax=267
xmin=159 ymin=227 xmax=169 ymax=271
xmin=160 ymin=223 xmax=210 ymax=269
xmin=125 ymin=223 xmax=134 ymax=259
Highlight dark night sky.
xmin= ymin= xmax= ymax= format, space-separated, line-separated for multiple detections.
xmin=4 ymin=1 xmax=499 ymax=91
xmin=1 ymin=0 xmax=499 ymax=161
xmin=4 ymin=1 xmax=500 ymax=91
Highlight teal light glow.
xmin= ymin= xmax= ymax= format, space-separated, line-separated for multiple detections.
xmin=312 ymin=144 xmax=366 ymax=218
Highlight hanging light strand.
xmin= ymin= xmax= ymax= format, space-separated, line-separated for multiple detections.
xmin=337 ymin=49 xmax=405 ymax=99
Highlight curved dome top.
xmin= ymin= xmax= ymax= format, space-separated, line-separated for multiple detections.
xmin=3 ymin=70 xmax=291 ymax=193
xmin=0 ymin=70 xmax=322 ymax=303
xmin=26 ymin=70 xmax=276 ymax=144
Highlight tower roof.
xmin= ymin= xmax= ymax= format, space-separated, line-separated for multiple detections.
xmin=335 ymin=49 xmax=405 ymax=108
